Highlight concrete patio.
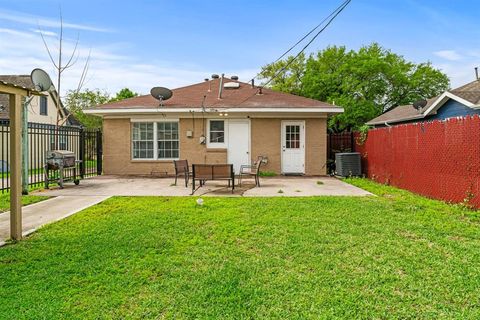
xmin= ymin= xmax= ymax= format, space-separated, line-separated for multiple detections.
xmin=33 ymin=175 xmax=372 ymax=197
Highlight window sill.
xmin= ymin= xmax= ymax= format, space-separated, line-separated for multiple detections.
xmin=206 ymin=148 xmax=227 ymax=153
xmin=131 ymin=159 xmax=178 ymax=163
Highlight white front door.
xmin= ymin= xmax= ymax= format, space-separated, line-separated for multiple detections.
xmin=281 ymin=121 xmax=305 ymax=174
xmin=228 ymin=120 xmax=250 ymax=173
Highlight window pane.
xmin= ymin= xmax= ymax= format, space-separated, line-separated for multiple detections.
xmin=157 ymin=121 xmax=179 ymax=159
xmin=210 ymin=120 xmax=224 ymax=132
xmin=132 ymin=122 xmax=154 ymax=159
xmin=210 ymin=132 xmax=224 ymax=143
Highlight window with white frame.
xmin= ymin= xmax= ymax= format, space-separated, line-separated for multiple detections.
xmin=208 ymin=120 xmax=225 ymax=147
xmin=157 ymin=122 xmax=179 ymax=159
xmin=132 ymin=121 xmax=179 ymax=160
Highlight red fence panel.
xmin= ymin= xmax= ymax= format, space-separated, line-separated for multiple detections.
xmin=355 ymin=116 xmax=480 ymax=208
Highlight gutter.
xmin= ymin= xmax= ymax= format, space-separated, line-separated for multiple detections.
xmin=84 ymin=107 xmax=345 ymax=115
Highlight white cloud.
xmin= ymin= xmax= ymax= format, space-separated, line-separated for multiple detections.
xmin=0 ymin=26 xmax=257 ymax=98
xmin=31 ymin=29 xmax=57 ymax=37
xmin=0 ymin=9 xmax=112 ymax=33
xmin=433 ymin=62 xmax=478 ymax=88
xmin=433 ymin=50 xmax=463 ymax=61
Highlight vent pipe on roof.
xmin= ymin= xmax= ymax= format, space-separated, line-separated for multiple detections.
xmin=218 ymin=73 xmax=224 ymax=99
xmin=475 ymin=67 xmax=479 ymax=81
xmin=251 ymin=79 xmax=255 ymax=88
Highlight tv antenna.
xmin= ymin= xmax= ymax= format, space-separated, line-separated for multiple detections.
xmin=150 ymin=87 xmax=173 ymax=107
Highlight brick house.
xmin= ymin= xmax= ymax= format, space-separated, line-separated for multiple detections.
xmin=86 ymin=77 xmax=343 ymax=176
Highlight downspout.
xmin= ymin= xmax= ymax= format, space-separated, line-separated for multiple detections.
xmin=22 ymin=95 xmax=34 ymax=195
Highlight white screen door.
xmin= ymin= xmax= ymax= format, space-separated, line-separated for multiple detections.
xmin=281 ymin=121 xmax=305 ymax=174
xmin=228 ymin=120 xmax=250 ymax=173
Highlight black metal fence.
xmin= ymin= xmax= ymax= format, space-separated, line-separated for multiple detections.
xmin=327 ymin=131 xmax=355 ymax=173
xmin=0 ymin=119 xmax=102 ymax=192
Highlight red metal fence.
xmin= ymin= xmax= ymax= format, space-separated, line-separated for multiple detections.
xmin=355 ymin=116 xmax=480 ymax=208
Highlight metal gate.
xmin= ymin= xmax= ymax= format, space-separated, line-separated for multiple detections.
xmin=327 ymin=131 xmax=355 ymax=174
xmin=0 ymin=119 xmax=102 ymax=192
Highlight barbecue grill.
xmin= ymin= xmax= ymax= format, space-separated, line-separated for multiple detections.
xmin=44 ymin=150 xmax=81 ymax=188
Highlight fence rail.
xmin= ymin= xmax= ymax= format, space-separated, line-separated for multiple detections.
xmin=0 ymin=119 xmax=102 ymax=192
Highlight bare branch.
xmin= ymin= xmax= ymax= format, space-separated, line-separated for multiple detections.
xmin=62 ymin=33 xmax=80 ymax=70
xmin=76 ymin=49 xmax=91 ymax=93
xmin=38 ymin=24 xmax=59 ymax=69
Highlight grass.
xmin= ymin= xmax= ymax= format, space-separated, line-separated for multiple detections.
xmin=0 ymin=179 xmax=480 ymax=318
xmin=0 ymin=189 xmax=50 ymax=212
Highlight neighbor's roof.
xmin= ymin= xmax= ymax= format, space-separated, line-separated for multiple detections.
xmin=366 ymin=80 xmax=480 ymax=126
xmin=366 ymin=97 xmax=438 ymax=125
xmin=91 ymin=78 xmax=341 ymax=111
xmin=450 ymin=80 xmax=480 ymax=105
xmin=0 ymin=75 xmax=80 ymax=125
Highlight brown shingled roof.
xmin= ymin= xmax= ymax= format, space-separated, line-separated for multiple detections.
xmin=366 ymin=97 xmax=437 ymax=125
xmin=450 ymin=80 xmax=480 ymax=105
xmin=93 ymin=78 xmax=338 ymax=110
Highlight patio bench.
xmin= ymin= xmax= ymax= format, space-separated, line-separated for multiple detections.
xmin=191 ymin=164 xmax=234 ymax=195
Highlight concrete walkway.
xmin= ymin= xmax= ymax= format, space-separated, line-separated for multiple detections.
xmin=0 ymin=195 xmax=110 ymax=246
xmin=35 ymin=175 xmax=372 ymax=197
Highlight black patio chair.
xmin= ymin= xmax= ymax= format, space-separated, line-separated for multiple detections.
xmin=173 ymin=160 xmax=191 ymax=187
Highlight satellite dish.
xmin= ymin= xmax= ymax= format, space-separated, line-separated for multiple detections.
xmin=30 ymin=68 xmax=53 ymax=92
xmin=150 ymin=87 xmax=173 ymax=106
xmin=412 ymin=99 xmax=427 ymax=110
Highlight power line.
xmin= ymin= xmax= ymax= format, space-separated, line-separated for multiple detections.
xmin=205 ymin=0 xmax=352 ymax=110
xmin=230 ymin=0 xmax=352 ymax=108
xmin=260 ymin=0 xmax=351 ymax=88
xmin=268 ymin=0 xmax=351 ymax=70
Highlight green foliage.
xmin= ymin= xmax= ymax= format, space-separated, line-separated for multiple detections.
xmin=1 ymin=193 xmax=480 ymax=318
xmin=109 ymin=88 xmax=139 ymax=102
xmin=65 ymin=88 xmax=139 ymax=129
xmin=259 ymin=43 xmax=450 ymax=132
xmin=258 ymin=53 xmax=306 ymax=95
xmin=259 ymin=171 xmax=277 ymax=177
xmin=65 ymin=89 xmax=110 ymax=129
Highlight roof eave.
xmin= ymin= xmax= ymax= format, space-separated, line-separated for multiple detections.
xmin=366 ymin=114 xmax=425 ymax=126
xmin=85 ymin=106 xmax=344 ymax=116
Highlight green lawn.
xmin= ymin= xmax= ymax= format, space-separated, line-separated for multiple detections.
xmin=0 ymin=179 xmax=479 ymax=319
xmin=0 ymin=192 xmax=50 ymax=212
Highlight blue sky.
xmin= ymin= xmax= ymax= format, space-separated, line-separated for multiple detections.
xmin=0 ymin=0 xmax=479 ymax=96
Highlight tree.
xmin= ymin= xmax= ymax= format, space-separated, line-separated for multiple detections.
xmin=259 ymin=43 xmax=450 ymax=132
xmin=39 ymin=9 xmax=91 ymax=127
xmin=109 ymin=88 xmax=139 ymax=102
xmin=65 ymin=88 xmax=139 ymax=129
xmin=65 ymin=89 xmax=110 ymax=129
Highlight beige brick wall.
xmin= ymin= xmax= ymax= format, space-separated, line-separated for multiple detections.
xmin=103 ymin=118 xmax=226 ymax=175
xmin=103 ymin=117 xmax=326 ymax=176
xmin=250 ymin=118 xmax=327 ymax=175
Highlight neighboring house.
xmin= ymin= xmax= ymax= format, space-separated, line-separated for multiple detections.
xmin=86 ymin=77 xmax=343 ymax=176
xmin=367 ymin=80 xmax=480 ymax=127
xmin=0 ymin=75 xmax=80 ymax=126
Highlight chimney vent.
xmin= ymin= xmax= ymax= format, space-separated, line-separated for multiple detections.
xmin=475 ymin=67 xmax=479 ymax=80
